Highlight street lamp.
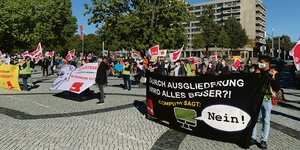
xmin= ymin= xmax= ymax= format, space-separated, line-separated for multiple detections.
xmin=271 ymin=28 xmax=275 ymax=57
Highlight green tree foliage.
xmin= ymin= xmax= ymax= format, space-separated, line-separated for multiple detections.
xmin=65 ymin=34 xmax=102 ymax=55
xmin=192 ymin=33 xmax=205 ymax=49
xmin=0 ymin=0 xmax=77 ymax=52
xmin=223 ymin=17 xmax=248 ymax=49
xmin=85 ymin=0 xmax=193 ymax=51
xmin=216 ymin=27 xmax=230 ymax=49
xmin=266 ymin=35 xmax=293 ymax=53
xmin=198 ymin=5 xmax=219 ymax=51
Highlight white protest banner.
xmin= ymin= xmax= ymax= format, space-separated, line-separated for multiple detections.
xmin=50 ymin=63 xmax=98 ymax=94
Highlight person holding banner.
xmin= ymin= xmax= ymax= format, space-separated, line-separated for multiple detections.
xmin=96 ymin=57 xmax=109 ymax=104
xmin=251 ymin=55 xmax=280 ymax=149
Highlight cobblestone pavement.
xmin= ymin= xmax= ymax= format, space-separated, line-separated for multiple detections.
xmin=0 ymin=69 xmax=299 ymax=150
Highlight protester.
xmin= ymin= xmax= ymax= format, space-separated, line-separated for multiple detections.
xmin=178 ymin=59 xmax=187 ymax=76
xmin=196 ymin=59 xmax=206 ymax=75
xmin=251 ymin=55 xmax=280 ymax=149
xmin=95 ymin=57 xmax=109 ymax=104
xmin=42 ymin=57 xmax=50 ymax=76
xmin=132 ymin=62 xmax=142 ymax=84
xmin=27 ymin=57 xmax=35 ymax=87
xmin=50 ymin=56 xmax=56 ymax=75
xmin=218 ymin=59 xmax=231 ymax=75
xmin=122 ymin=61 xmax=131 ymax=91
xmin=19 ymin=57 xmax=33 ymax=91
xmin=237 ymin=62 xmax=246 ymax=73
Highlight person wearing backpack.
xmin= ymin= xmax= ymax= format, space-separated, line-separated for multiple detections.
xmin=250 ymin=55 xmax=280 ymax=149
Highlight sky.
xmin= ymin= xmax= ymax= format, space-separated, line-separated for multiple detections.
xmin=72 ymin=0 xmax=300 ymax=42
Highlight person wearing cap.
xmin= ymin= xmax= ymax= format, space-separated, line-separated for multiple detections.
xmin=122 ymin=61 xmax=131 ymax=91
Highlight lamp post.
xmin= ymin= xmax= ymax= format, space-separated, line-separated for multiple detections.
xmin=271 ymin=28 xmax=275 ymax=57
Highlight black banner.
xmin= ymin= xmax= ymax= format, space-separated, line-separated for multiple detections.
xmin=146 ymin=72 xmax=267 ymax=148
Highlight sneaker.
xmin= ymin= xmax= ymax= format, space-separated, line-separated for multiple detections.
xmin=260 ymin=141 xmax=267 ymax=149
xmin=96 ymin=101 xmax=104 ymax=105
xmin=128 ymin=89 xmax=131 ymax=91
xmin=250 ymin=139 xmax=257 ymax=145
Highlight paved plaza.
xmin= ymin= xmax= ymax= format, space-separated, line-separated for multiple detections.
xmin=0 ymin=69 xmax=299 ymax=150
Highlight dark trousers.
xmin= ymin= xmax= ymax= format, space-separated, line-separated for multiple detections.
xmin=97 ymin=83 xmax=104 ymax=101
xmin=43 ymin=66 xmax=48 ymax=76
xmin=22 ymin=78 xmax=28 ymax=91
xmin=123 ymin=75 xmax=131 ymax=90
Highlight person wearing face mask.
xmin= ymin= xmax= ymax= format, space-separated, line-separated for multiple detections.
xmin=250 ymin=55 xmax=280 ymax=149
xmin=218 ymin=59 xmax=230 ymax=75
xmin=244 ymin=59 xmax=253 ymax=73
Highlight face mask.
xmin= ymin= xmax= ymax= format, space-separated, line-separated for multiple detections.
xmin=204 ymin=61 xmax=209 ymax=66
xmin=250 ymin=68 xmax=255 ymax=73
xmin=258 ymin=63 xmax=266 ymax=69
xmin=222 ymin=62 xmax=226 ymax=66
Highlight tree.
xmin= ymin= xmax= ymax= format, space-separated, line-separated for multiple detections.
xmin=198 ymin=5 xmax=219 ymax=53
xmin=223 ymin=17 xmax=248 ymax=49
xmin=192 ymin=33 xmax=205 ymax=50
xmin=0 ymin=0 xmax=77 ymax=52
xmin=65 ymin=34 xmax=102 ymax=55
xmin=85 ymin=0 xmax=193 ymax=51
xmin=216 ymin=27 xmax=230 ymax=49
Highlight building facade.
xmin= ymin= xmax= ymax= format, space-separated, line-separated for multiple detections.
xmin=186 ymin=0 xmax=266 ymax=57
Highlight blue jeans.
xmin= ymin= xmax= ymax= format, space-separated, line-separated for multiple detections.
xmin=252 ymin=99 xmax=272 ymax=141
xmin=123 ymin=75 xmax=131 ymax=90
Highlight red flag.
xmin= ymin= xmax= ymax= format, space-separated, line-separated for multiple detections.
xmin=87 ymin=53 xmax=92 ymax=60
xmin=232 ymin=59 xmax=241 ymax=71
xmin=22 ymin=51 xmax=30 ymax=58
xmin=80 ymin=25 xmax=84 ymax=41
xmin=158 ymin=50 xmax=167 ymax=57
xmin=49 ymin=51 xmax=54 ymax=57
xmin=65 ymin=53 xmax=72 ymax=61
xmin=134 ymin=52 xmax=141 ymax=58
xmin=112 ymin=55 xmax=117 ymax=59
xmin=35 ymin=53 xmax=43 ymax=64
xmin=290 ymin=40 xmax=300 ymax=71
xmin=149 ymin=45 xmax=159 ymax=56
xmin=169 ymin=47 xmax=183 ymax=62
xmin=30 ymin=42 xmax=43 ymax=58
xmin=189 ymin=57 xmax=198 ymax=64
xmin=69 ymin=49 xmax=75 ymax=56
xmin=210 ymin=55 xmax=218 ymax=61
xmin=45 ymin=51 xmax=49 ymax=57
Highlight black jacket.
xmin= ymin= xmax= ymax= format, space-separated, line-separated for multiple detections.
xmin=96 ymin=61 xmax=109 ymax=84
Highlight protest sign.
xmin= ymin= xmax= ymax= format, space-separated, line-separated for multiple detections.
xmin=0 ymin=64 xmax=21 ymax=91
xmin=146 ymin=72 xmax=267 ymax=148
xmin=50 ymin=63 xmax=98 ymax=94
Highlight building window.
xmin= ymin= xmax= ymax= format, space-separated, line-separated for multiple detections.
xmin=195 ymin=12 xmax=201 ymax=16
xmin=188 ymin=7 xmax=194 ymax=11
xmin=195 ymin=6 xmax=201 ymax=10
xmin=217 ymin=3 xmax=223 ymax=7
